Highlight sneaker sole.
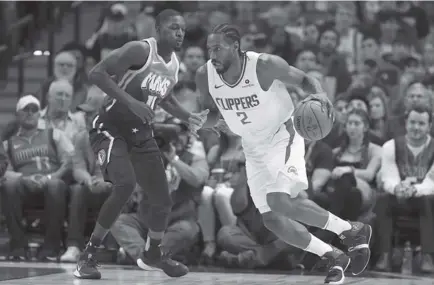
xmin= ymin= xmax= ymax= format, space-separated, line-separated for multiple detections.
xmin=350 ymin=225 xmax=372 ymax=276
xmin=137 ymin=258 xmax=163 ymax=272
xmin=325 ymin=258 xmax=351 ymax=285
xmin=73 ymin=269 xmax=101 ymax=279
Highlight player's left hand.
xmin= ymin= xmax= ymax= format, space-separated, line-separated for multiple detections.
xmin=301 ymin=92 xmax=334 ymax=121
xmin=188 ymin=109 xmax=209 ymax=137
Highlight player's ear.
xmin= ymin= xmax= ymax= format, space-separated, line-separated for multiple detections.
xmin=233 ymin=41 xmax=240 ymax=53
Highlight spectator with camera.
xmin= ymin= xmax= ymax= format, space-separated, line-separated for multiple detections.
xmin=376 ymin=104 xmax=434 ymax=273
xmin=60 ymin=88 xmax=111 ymax=263
xmin=111 ymin=117 xmax=208 ymax=266
xmin=2 ymin=95 xmax=73 ymax=261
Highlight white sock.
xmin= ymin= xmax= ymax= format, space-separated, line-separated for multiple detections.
xmin=323 ymin=212 xmax=352 ymax=235
xmin=145 ymin=235 xmax=150 ymax=251
xmin=305 ymin=234 xmax=333 ymax=257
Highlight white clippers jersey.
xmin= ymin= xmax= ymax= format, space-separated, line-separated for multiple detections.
xmin=207 ymin=51 xmax=295 ymax=142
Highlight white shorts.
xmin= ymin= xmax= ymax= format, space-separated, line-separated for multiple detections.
xmin=245 ymin=122 xmax=308 ymax=214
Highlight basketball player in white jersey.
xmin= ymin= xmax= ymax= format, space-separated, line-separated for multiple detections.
xmin=194 ymin=24 xmax=372 ymax=284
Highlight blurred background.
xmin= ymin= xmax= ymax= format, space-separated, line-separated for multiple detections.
xmin=1 ymin=0 xmax=434 ymax=276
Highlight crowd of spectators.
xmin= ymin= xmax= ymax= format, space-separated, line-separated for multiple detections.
xmin=2 ymin=0 xmax=434 ymax=275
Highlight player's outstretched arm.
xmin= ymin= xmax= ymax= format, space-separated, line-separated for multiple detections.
xmin=195 ymin=64 xmax=220 ymax=129
xmin=256 ymin=54 xmax=324 ymax=96
xmin=88 ymin=41 xmax=149 ymax=108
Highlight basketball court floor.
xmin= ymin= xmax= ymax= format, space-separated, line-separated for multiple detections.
xmin=0 ymin=262 xmax=433 ymax=285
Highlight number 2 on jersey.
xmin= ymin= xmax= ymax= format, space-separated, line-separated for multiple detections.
xmin=236 ymin=111 xmax=251 ymax=125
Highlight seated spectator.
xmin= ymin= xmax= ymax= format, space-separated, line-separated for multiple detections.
xmin=178 ymin=46 xmax=205 ymax=83
xmin=316 ymin=27 xmax=352 ymax=95
xmin=39 ymin=79 xmax=86 ymax=141
xmin=38 ymin=51 xmax=88 ymax=111
xmin=333 ymin=3 xmax=363 ymax=74
xmin=111 ymin=118 xmax=208 ymax=265
xmin=359 ymin=34 xmax=401 ymax=97
xmin=387 ymin=81 xmax=434 ymax=139
xmin=302 ymin=20 xmax=320 ymax=48
xmin=198 ymin=131 xmax=241 ymax=263
xmin=305 ymin=140 xmax=334 ymax=209
xmin=423 ymin=43 xmax=434 ymax=75
xmin=60 ymin=90 xmax=111 ymax=263
xmin=367 ymin=84 xmax=391 ymax=145
xmin=134 ymin=5 xmax=157 ymax=41
xmin=60 ymin=42 xmax=91 ymax=87
xmin=322 ymin=95 xmax=348 ymax=148
xmin=217 ymin=165 xmax=299 ymax=269
xmin=330 ymin=109 xmax=381 ymax=221
xmin=376 ymin=104 xmax=434 ymax=273
xmin=347 ymin=88 xmax=384 ymax=145
xmin=2 ymin=78 xmax=87 ymax=142
xmin=294 ymin=48 xmax=318 ymax=73
xmin=2 ymin=95 xmax=73 ymax=261
xmin=86 ymin=3 xmax=137 ymax=62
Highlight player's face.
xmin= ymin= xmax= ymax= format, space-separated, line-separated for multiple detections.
xmin=207 ymin=34 xmax=238 ymax=74
xmin=159 ymin=15 xmax=186 ymax=51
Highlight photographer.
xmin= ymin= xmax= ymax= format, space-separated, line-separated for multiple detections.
xmin=111 ymin=117 xmax=209 ymax=265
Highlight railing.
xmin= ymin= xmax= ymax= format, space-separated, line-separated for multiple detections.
xmin=4 ymin=1 xmax=84 ymax=97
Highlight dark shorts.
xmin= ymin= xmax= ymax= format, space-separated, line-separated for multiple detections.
xmin=89 ymin=115 xmax=170 ymax=205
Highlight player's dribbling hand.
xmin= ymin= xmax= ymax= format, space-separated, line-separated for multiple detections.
xmin=302 ymin=92 xmax=334 ymax=121
xmin=129 ymin=100 xmax=155 ymax=123
xmin=188 ymin=109 xmax=209 ymax=137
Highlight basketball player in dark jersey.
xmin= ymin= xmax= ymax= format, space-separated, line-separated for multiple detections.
xmin=74 ymin=9 xmax=208 ymax=279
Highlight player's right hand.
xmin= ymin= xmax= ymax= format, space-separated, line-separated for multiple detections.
xmin=129 ymin=99 xmax=155 ymax=123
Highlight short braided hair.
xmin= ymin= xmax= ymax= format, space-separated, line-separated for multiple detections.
xmin=211 ymin=23 xmax=242 ymax=52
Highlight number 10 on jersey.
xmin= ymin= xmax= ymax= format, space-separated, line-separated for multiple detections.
xmin=236 ymin=111 xmax=251 ymax=125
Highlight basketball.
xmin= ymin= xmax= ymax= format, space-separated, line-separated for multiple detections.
xmin=293 ymin=100 xmax=334 ymax=141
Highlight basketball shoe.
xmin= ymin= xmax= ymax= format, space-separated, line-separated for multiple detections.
xmin=339 ymin=222 xmax=372 ymax=275
xmin=323 ymin=247 xmax=351 ymax=285
xmin=137 ymin=248 xmax=189 ymax=277
xmin=73 ymin=250 xmax=101 ymax=279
